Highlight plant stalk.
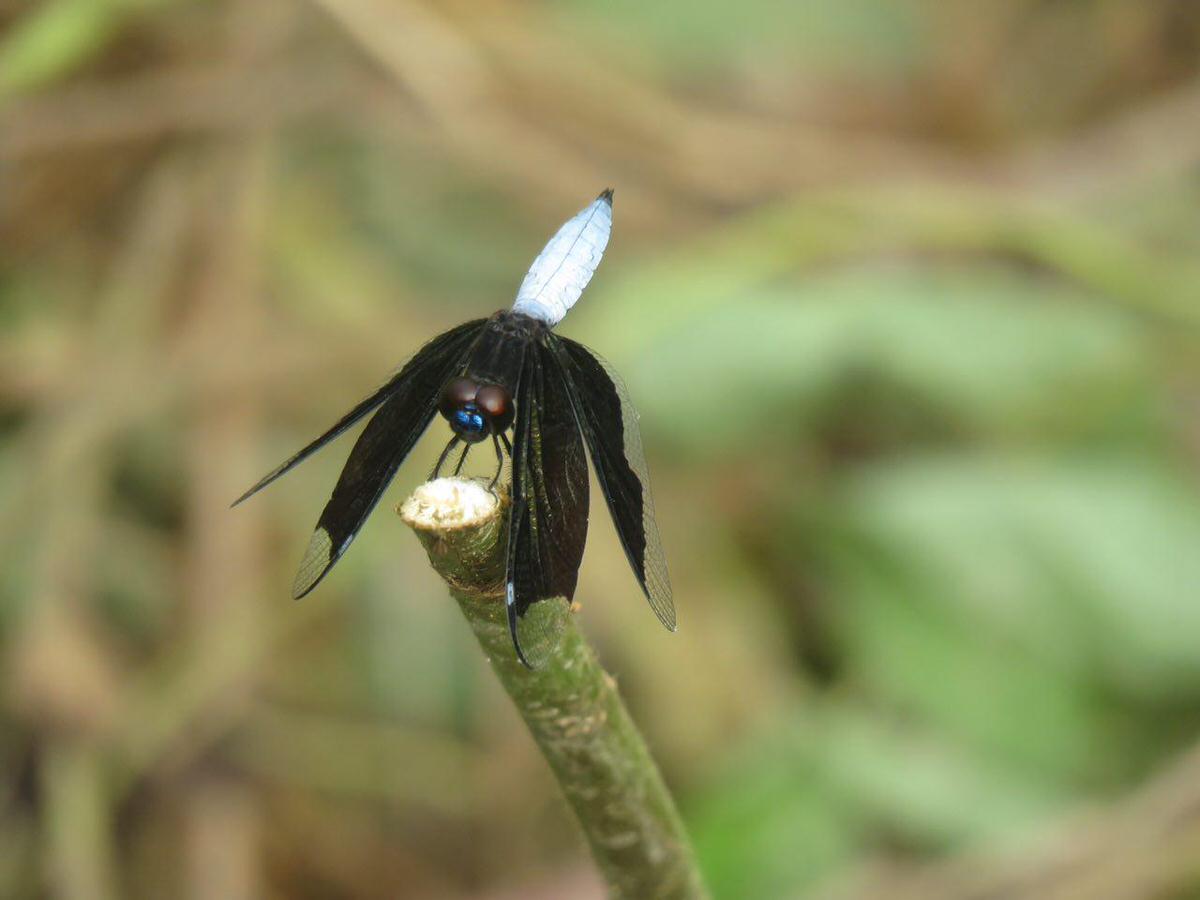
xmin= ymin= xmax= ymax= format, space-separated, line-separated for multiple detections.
xmin=400 ymin=478 xmax=708 ymax=900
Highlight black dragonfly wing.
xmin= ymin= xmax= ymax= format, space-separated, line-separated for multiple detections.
xmin=505 ymin=341 xmax=590 ymax=667
xmin=234 ymin=320 xmax=485 ymax=507
xmin=289 ymin=320 xmax=486 ymax=598
xmin=551 ymin=336 xmax=675 ymax=630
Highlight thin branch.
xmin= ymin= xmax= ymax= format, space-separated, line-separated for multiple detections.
xmin=400 ymin=477 xmax=709 ymax=900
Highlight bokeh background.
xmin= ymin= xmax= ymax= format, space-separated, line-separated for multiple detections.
xmin=4 ymin=1 xmax=1200 ymax=898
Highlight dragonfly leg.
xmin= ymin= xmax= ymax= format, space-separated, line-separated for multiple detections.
xmin=452 ymin=442 xmax=471 ymax=476
xmin=488 ymin=432 xmax=514 ymax=494
xmin=488 ymin=433 xmax=506 ymax=491
xmin=431 ymin=435 xmax=460 ymax=480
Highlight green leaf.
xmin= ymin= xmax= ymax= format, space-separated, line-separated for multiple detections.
xmin=844 ymin=457 xmax=1200 ymax=698
xmin=0 ymin=0 xmax=185 ymax=96
xmin=553 ymin=0 xmax=924 ymax=75
xmin=625 ymin=263 xmax=1148 ymax=452
xmin=689 ymin=721 xmax=855 ymax=900
xmin=816 ymin=704 xmax=1066 ymax=844
xmin=835 ymin=557 xmax=1126 ymax=784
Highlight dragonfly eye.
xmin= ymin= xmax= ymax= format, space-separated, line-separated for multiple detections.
xmin=439 ymin=376 xmax=479 ymax=419
xmin=451 ymin=405 xmax=489 ymax=443
xmin=474 ymin=384 xmax=514 ymax=431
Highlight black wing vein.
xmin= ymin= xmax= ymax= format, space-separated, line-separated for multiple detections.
xmin=504 ymin=342 xmax=589 ymax=667
xmin=552 ymin=336 xmax=674 ymax=630
xmin=289 ymin=320 xmax=486 ymax=598
xmin=233 ymin=320 xmax=485 ymax=507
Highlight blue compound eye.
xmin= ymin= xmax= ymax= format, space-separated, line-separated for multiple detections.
xmin=451 ymin=406 xmax=488 ymax=443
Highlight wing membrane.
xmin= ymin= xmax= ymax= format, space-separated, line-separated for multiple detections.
xmin=553 ymin=336 xmax=675 ymax=630
xmin=505 ymin=342 xmax=590 ymax=667
xmin=234 ymin=320 xmax=485 ymax=506
xmin=290 ymin=320 xmax=486 ymax=598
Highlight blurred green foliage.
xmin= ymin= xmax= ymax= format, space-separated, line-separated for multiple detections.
xmin=3 ymin=0 xmax=1200 ymax=898
xmin=554 ymin=0 xmax=924 ymax=74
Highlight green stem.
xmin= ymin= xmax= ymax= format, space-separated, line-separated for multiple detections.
xmin=401 ymin=479 xmax=708 ymax=900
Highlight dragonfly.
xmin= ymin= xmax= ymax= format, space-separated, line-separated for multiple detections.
xmin=234 ymin=190 xmax=675 ymax=667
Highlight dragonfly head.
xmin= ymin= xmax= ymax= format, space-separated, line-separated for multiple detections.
xmin=439 ymin=377 xmax=514 ymax=443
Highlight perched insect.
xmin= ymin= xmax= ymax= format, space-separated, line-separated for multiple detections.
xmin=234 ymin=190 xmax=674 ymax=666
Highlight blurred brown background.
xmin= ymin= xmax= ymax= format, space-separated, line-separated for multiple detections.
xmin=4 ymin=1 xmax=1200 ymax=898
